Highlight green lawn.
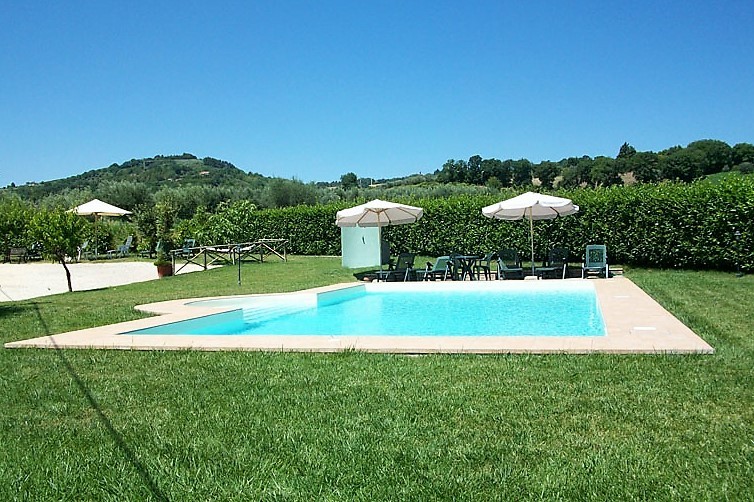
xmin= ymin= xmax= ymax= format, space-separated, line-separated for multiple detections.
xmin=1 ymin=258 xmax=752 ymax=500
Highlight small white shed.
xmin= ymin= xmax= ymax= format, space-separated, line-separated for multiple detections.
xmin=340 ymin=226 xmax=389 ymax=268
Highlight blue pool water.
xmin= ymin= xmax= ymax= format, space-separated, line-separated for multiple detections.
xmin=129 ymin=282 xmax=606 ymax=337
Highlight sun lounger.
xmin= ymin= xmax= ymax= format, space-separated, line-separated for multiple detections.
xmin=535 ymin=248 xmax=570 ymax=279
xmin=377 ymin=252 xmax=416 ymax=282
xmin=417 ymin=256 xmax=454 ymax=281
xmin=497 ymin=248 xmax=524 ymax=279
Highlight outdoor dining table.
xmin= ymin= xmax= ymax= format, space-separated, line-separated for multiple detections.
xmin=454 ymin=255 xmax=480 ymax=280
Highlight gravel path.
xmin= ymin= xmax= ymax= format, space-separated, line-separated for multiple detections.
xmin=0 ymin=262 xmax=208 ymax=302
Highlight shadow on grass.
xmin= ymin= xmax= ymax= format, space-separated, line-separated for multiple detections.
xmin=31 ymin=302 xmax=168 ymax=502
xmin=0 ymin=304 xmax=27 ymax=318
xmin=0 ymin=298 xmax=51 ymax=319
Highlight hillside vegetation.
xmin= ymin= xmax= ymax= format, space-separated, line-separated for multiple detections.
xmin=6 ymin=154 xmax=268 ymax=199
xmin=2 ymin=139 xmax=753 ymax=213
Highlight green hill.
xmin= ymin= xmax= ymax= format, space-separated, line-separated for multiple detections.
xmin=4 ymin=154 xmax=270 ymax=200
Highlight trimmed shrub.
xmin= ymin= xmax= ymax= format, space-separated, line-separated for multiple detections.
xmin=187 ymin=177 xmax=754 ymax=272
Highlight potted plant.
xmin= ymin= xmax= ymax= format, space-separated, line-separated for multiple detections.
xmin=154 ymin=246 xmax=173 ymax=278
xmin=153 ymin=202 xmax=175 ymax=278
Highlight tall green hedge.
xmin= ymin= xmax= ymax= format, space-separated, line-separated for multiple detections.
xmin=236 ymin=177 xmax=754 ymax=272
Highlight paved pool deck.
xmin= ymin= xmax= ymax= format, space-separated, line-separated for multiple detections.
xmin=4 ymin=277 xmax=714 ymax=354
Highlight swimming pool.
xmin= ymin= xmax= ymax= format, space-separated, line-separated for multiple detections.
xmin=128 ymin=281 xmax=605 ymax=337
xmin=5 ymin=277 xmax=715 ymax=353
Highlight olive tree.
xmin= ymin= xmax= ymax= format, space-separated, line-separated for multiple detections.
xmin=0 ymin=195 xmax=33 ymax=251
xmin=340 ymin=172 xmax=358 ymax=190
xmin=28 ymin=209 xmax=86 ymax=292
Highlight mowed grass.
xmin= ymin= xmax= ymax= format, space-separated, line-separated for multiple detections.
xmin=1 ymin=258 xmax=752 ymax=500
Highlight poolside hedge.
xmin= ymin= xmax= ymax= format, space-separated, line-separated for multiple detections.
xmin=225 ymin=177 xmax=754 ymax=272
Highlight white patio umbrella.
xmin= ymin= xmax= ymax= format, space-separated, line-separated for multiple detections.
xmin=69 ymin=199 xmax=132 ymax=255
xmin=335 ymin=199 xmax=423 ymax=227
xmin=335 ymin=199 xmax=424 ymax=271
xmin=71 ymin=198 xmax=132 ymax=218
xmin=482 ymin=192 xmax=579 ymax=275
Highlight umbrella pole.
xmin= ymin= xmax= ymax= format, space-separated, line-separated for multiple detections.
xmin=529 ymin=210 xmax=535 ymax=276
xmin=378 ymin=225 xmax=383 ymax=272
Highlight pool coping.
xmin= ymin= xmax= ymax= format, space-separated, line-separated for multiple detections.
xmin=4 ymin=277 xmax=714 ymax=354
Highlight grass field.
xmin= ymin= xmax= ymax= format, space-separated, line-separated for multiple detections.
xmin=1 ymin=257 xmax=752 ymax=500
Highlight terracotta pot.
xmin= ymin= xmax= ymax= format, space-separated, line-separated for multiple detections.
xmin=156 ymin=263 xmax=173 ymax=278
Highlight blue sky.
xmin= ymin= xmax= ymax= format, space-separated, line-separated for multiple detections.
xmin=1 ymin=1 xmax=752 ymax=187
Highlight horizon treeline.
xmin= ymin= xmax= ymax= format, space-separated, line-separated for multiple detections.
xmin=2 ymin=139 xmax=753 ymax=217
xmin=435 ymin=139 xmax=754 ymax=188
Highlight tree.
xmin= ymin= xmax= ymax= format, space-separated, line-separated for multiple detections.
xmin=28 ymin=209 xmax=86 ymax=292
xmin=358 ymin=177 xmax=373 ymax=188
xmin=96 ymin=180 xmax=153 ymax=210
xmin=510 ymin=159 xmax=533 ymax=186
xmin=466 ymin=155 xmax=483 ymax=185
xmin=616 ymin=142 xmax=637 ymax=178
xmin=732 ymin=143 xmax=754 ymax=167
xmin=737 ymin=162 xmax=754 ymax=174
xmin=589 ymin=157 xmax=621 ymax=187
xmin=686 ymin=139 xmax=732 ymax=175
xmin=436 ymin=159 xmax=468 ymax=183
xmin=340 ymin=172 xmax=358 ymax=190
xmin=533 ymin=161 xmax=559 ymax=189
xmin=559 ymin=167 xmax=578 ymax=188
xmin=155 ymin=195 xmax=178 ymax=255
xmin=659 ymin=147 xmax=704 ymax=182
xmin=482 ymin=158 xmax=510 ymax=187
xmin=203 ymin=200 xmax=257 ymax=243
xmin=567 ymin=157 xmax=594 ymax=188
xmin=132 ymin=204 xmax=158 ymax=255
xmin=0 ymin=195 xmax=32 ymax=251
xmin=485 ymin=176 xmax=502 ymax=190
xmin=617 ymin=142 xmax=637 ymax=159
xmin=629 ymin=151 xmax=662 ymax=183
xmin=264 ymin=179 xmax=318 ymax=208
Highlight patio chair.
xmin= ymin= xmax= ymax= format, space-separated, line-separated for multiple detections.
xmin=28 ymin=242 xmax=43 ymax=261
xmin=440 ymin=253 xmax=473 ymax=281
xmin=446 ymin=253 xmax=460 ymax=281
xmin=77 ymin=240 xmax=90 ymax=262
xmin=138 ymin=240 xmax=162 ymax=259
xmin=107 ymin=235 xmax=133 ymax=258
xmin=535 ymin=248 xmax=570 ymax=279
xmin=496 ymin=248 xmax=524 ymax=280
xmin=382 ymin=252 xmax=416 ymax=282
xmin=176 ymin=238 xmax=196 ymax=258
xmin=474 ymin=252 xmax=497 ymax=280
xmin=417 ymin=256 xmax=454 ymax=281
xmin=582 ymin=244 xmax=609 ymax=278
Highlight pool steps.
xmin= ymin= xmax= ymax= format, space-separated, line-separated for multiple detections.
xmin=241 ymin=303 xmax=312 ymax=325
xmin=239 ymin=287 xmax=362 ymax=326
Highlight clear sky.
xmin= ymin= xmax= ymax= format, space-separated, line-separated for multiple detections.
xmin=1 ymin=1 xmax=752 ymax=187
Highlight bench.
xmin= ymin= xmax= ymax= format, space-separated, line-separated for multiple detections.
xmin=8 ymin=247 xmax=28 ymax=263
